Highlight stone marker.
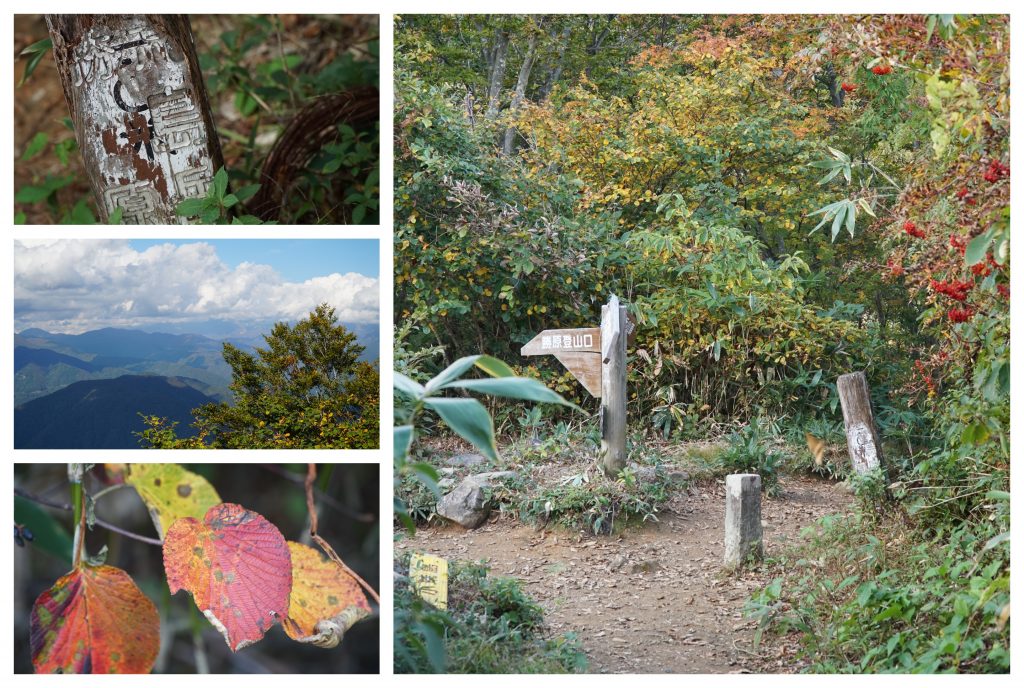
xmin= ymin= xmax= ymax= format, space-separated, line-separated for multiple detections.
xmin=836 ymin=371 xmax=885 ymax=476
xmin=724 ymin=473 xmax=763 ymax=569
xmin=599 ymin=295 xmax=628 ymax=477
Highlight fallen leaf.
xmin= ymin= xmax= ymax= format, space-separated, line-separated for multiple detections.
xmin=126 ymin=463 xmax=221 ymax=537
xmin=163 ymin=503 xmax=291 ymax=651
xmin=282 ymin=541 xmax=372 ymax=647
xmin=30 ymin=565 xmax=159 ymax=674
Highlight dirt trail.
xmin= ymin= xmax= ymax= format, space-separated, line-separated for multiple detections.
xmin=397 ymin=474 xmax=853 ymax=673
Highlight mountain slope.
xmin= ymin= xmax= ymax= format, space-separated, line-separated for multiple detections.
xmin=14 ymin=375 xmax=217 ymax=449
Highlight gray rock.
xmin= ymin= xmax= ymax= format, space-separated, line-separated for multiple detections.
xmin=446 ymin=453 xmax=488 ymax=468
xmin=465 ymin=470 xmax=517 ymax=487
xmin=724 ymin=473 xmax=764 ymax=569
xmin=435 ymin=480 xmax=490 ymax=529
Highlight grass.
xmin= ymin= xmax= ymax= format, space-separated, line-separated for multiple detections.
xmin=394 ymin=555 xmax=587 ymax=674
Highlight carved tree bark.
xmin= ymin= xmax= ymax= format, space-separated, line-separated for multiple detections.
xmin=46 ymin=14 xmax=224 ymax=223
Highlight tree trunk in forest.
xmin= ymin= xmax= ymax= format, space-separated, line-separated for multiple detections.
xmin=501 ymin=32 xmax=538 ymax=155
xmin=46 ymin=14 xmax=223 ymax=224
xmin=538 ymin=25 xmax=571 ymax=101
xmin=485 ymin=30 xmax=509 ymax=120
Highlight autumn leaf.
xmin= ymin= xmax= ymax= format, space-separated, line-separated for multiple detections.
xmin=126 ymin=463 xmax=221 ymax=537
xmin=30 ymin=565 xmax=159 ymax=674
xmin=163 ymin=503 xmax=292 ymax=651
xmin=282 ymin=541 xmax=372 ymax=648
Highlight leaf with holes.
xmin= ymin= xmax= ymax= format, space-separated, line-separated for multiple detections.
xmin=163 ymin=503 xmax=292 ymax=651
xmin=126 ymin=464 xmax=221 ymax=537
xmin=30 ymin=564 xmax=159 ymax=674
xmin=282 ymin=541 xmax=372 ymax=647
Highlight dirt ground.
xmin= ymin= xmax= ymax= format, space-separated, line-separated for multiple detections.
xmin=397 ymin=473 xmax=854 ymax=674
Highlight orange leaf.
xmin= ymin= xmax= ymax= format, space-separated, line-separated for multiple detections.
xmin=30 ymin=565 xmax=159 ymax=674
xmin=163 ymin=503 xmax=292 ymax=651
xmin=282 ymin=541 xmax=372 ymax=647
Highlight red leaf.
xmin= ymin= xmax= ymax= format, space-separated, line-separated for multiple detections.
xmin=163 ymin=503 xmax=292 ymax=651
xmin=30 ymin=565 xmax=159 ymax=674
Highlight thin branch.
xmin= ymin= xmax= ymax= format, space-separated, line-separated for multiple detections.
xmin=303 ymin=464 xmax=380 ymax=605
xmin=261 ymin=464 xmax=375 ymax=523
xmin=15 ymin=487 xmax=163 ymax=547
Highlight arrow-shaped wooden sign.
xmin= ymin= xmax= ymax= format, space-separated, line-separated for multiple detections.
xmin=521 ymin=327 xmax=602 ymax=396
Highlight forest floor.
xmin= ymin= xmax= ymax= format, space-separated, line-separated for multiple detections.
xmin=397 ymin=470 xmax=854 ymax=673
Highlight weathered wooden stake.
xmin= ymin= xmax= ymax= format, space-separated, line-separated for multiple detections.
xmin=599 ymin=294 xmax=628 ymax=477
xmin=724 ymin=473 xmax=763 ymax=569
xmin=836 ymin=371 xmax=886 ymax=476
xmin=46 ymin=15 xmax=224 ymax=223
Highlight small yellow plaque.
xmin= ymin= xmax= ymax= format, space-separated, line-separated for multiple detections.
xmin=409 ymin=552 xmax=449 ymax=610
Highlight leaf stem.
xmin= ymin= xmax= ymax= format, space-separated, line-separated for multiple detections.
xmin=15 ymin=487 xmax=163 ymax=547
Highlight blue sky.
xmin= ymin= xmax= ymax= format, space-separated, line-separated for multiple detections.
xmin=128 ymin=239 xmax=379 ymax=279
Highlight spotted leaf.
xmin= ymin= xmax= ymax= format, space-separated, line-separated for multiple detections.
xmin=282 ymin=541 xmax=372 ymax=647
xmin=30 ymin=564 xmax=159 ymax=674
xmin=163 ymin=503 xmax=291 ymax=651
xmin=126 ymin=463 xmax=221 ymax=537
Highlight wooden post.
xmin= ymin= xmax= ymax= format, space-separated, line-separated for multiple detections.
xmin=46 ymin=15 xmax=224 ymax=223
xmin=599 ymin=295 xmax=627 ymax=477
xmin=836 ymin=371 xmax=885 ymax=475
xmin=724 ymin=474 xmax=763 ymax=569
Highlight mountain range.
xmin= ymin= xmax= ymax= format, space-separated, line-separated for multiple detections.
xmin=13 ymin=323 xmax=379 ymax=449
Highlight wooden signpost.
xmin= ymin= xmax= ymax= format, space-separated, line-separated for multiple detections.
xmin=522 ymin=295 xmax=631 ymax=477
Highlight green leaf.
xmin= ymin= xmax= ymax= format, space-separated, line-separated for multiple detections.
xmin=394 ymin=372 xmax=426 ymax=399
xmin=213 ymin=167 xmax=229 ymax=199
xmin=232 ymin=183 xmax=261 ymax=202
xmin=473 ymin=355 xmax=516 ymax=378
xmin=19 ymin=38 xmax=52 ymax=86
xmin=14 ymin=185 xmax=52 ymax=203
xmin=443 ymin=377 xmax=580 ymax=409
xmin=221 ymin=193 xmax=239 ymax=209
xmin=175 ymin=198 xmax=206 ymax=216
xmin=22 ymin=132 xmax=49 ymax=161
xmin=981 ymin=531 xmax=1010 ymax=553
xmin=394 ymin=424 xmax=414 ymax=463
xmin=423 ymin=397 xmax=498 ymax=462
xmin=424 ymin=355 xmax=482 ymax=394
xmin=961 ymin=422 xmax=990 ymax=445
xmin=108 ymin=207 xmax=123 ymax=225
xmin=831 ymin=204 xmax=846 ymax=241
xmin=14 ymin=212 xmax=26 ymax=224
xmin=14 ymin=495 xmax=72 ymax=564
xmin=965 ymin=230 xmax=994 ymax=266
xmin=200 ymin=205 xmax=221 ymax=224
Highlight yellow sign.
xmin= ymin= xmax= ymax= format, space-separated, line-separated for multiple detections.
xmin=409 ymin=553 xmax=449 ymax=609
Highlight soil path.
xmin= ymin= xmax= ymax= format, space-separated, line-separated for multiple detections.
xmin=397 ymin=474 xmax=853 ymax=673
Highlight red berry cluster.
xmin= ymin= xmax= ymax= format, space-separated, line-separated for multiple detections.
xmin=903 ymin=220 xmax=926 ymax=238
xmin=871 ymin=64 xmax=893 ymax=75
xmin=930 ymin=278 xmax=973 ymax=302
xmin=971 ymin=259 xmax=992 ymax=277
xmin=887 ymin=257 xmax=905 ymax=277
xmin=914 ymin=360 xmax=936 ymax=394
xmin=955 ymin=187 xmax=977 ymax=205
xmin=983 ymin=159 xmax=1010 ymax=183
xmin=947 ymin=307 xmax=975 ymax=323
xmin=997 ymin=284 xmax=1010 ymax=300
xmin=841 ymin=82 xmax=857 ymax=92
xmin=949 ymin=233 xmax=967 ymax=255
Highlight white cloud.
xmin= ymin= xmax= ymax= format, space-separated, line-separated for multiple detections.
xmin=14 ymin=240 xmax=379 ymax=333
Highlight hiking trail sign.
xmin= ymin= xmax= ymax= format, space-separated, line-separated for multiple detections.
xmin=521 ymin=295 xmax=632 ymax=476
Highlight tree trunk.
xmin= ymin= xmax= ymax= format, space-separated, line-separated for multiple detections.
xmin=484 ymin=30 xmax=509 ymax=120
xmin=46 ymin=14 xmax=223 ymax=223
xmin=836 ymin=371 xmax=886 ymax=476
xmin=501 ymin=32 xmax=538 ymax=155
xmin=537 ymin=25 xmax=571 ymax=101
